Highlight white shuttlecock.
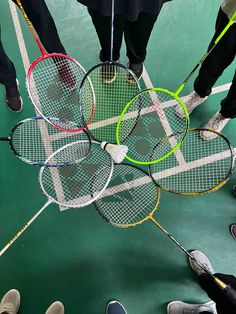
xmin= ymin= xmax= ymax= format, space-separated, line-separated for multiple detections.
xmin=101 ymin=142 xmax=128 ymax=163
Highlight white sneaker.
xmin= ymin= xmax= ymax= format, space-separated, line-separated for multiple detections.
xmin=176 ymin=91 xmax=208 ymax=118
xmin=0 ymin=289 xmax=20 ymax=314
xmin=189 ymin=250 xmax=214 ymax=276
xmin=167 ymin=300 xmax=217 ymax=314
xmin=45 ymin=301 xmax=64 ymax=314
xmin=200 ymin=111 xmax=230 ymax=140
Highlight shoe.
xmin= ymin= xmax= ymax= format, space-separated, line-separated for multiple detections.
xmin=106 ymin=300 xmax=127 ymax=314
xmin=127 ymin=62 xmax=143 ymax=83
xmin=0 ymin=289 xmax=20 ymax=314
xmin=101 ymin=63 xmax=117 ymax=83
xmin=230 ymin=224 xmax=236 ymax=240
xmin=45 ymin=301 xmax=64 ymax=314
xmin=176 ymin=91 xmax=207 ymax=118
xmin=189 ymin=250 xmax=214 ymax=276
xmin=167 ymin=300 xmax=216 ymax=314
xmin=200 ymin=111 xmax=230 ymax=140
xmin=5 ymin=79 xmax=23 ymax=112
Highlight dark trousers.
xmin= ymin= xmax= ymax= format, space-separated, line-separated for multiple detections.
xmin=194 ymin=8 xmax=236 ymax=118
xmin=199 ymin=273 xmax=236 ymax=314
xmin=0 ymin=0 xmax=66 ymax=87
xmin=88 ymin=8 xmax=158 ymax=64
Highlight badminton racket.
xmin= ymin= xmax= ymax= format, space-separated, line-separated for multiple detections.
xmin=0 ymin=140 xmax=114 ymax=256
xmin=94 ymin=163 xmax=235 ymax=300
xmin=116 ymin=11 xmax=236 ymax=165
xmin=78 ymin=0 xmax=141 ymax=144
xmin=149 ymin=128 xmax=235 ymax=195
xmin=16 ymin=0 xmax=93 ymax=132
xmin=0 ymin=116 xmax=91 ymax=166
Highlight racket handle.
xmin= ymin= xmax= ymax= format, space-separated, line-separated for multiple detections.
xmin=221 ymin=285 xmax=236 ymax=307
xmin=0 ymin=137 xmax=10 ymax=142
xmin=0 ymin=201 xmax=51 ymax=257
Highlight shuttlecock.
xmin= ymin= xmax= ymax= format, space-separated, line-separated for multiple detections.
xmin=101 ymin=142 xmax=128 ymax=163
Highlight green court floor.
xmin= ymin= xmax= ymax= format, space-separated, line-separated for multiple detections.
xmin=0 ymin=1 xmax=235 ymax=313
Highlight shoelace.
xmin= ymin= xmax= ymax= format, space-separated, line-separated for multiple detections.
xmin=0 ymin=304 xmax=14 ymax=314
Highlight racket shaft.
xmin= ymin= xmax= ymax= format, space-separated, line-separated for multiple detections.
xmin=148 ymin=216 xmax=214 ymax=277
xmin=0 ymin=137 xmax=10 ymax=141
xmin=0 ymin=200 xmax=51 ymax=257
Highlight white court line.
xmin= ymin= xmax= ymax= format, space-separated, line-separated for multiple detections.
xmin=9 ymin=1 xmax=66 ymax=208
xmin=61 ymin=147 xmax=235 ymax=207
xmin=142 ymin=66 xmax=186 ymax=164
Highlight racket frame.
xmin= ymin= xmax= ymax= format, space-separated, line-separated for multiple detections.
xmin=148 ymin=128 xmax=235 ymax=196
xmin=116 ymin=87 xmax=189 ymax=165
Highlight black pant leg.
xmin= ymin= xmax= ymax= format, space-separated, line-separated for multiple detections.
xmin=124 ymin=12 xmax=158 ymax=64
xmin=199 ymin=273 xmax=236 ymax=314
xmin=87 ymin=8 xmax=125 ymax=62
xmin=12 ymin=0 xmax=66 ymax=54
xmin=220 ymin=70 xmax=236 ymax=118
xmin=0 ymin=26 xmax=17 ymax=87
xmin=194 ymin=8 xmax=236 ymax=97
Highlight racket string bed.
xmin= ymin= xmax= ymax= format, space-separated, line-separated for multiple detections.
xmin=79 ymin=63 xmax=141 ymax=143
xmin=9 ymin=117 xmax=90 ymax=166
xmin=116 ymin=89 xmax=189 ymax=164
xmin=28 ymin=56 xmax=85 ymax=125
xmin=149 ymin=129 xmax=233 ymax=194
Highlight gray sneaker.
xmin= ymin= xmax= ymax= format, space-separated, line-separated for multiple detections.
xmin=167 ymin=300 xmax=217 ymax=314
xmin=176 ymin=91 xmax=207 ymax=118
xmin=45 ymin=301 xmax=64 ymax=314
xmin=0 ymin=289 xmax=20 ymax=314
xmin=189 ymin=250 xmax=214 ymax=276
xmin=200 ymin=111 xmax=230 ymax=140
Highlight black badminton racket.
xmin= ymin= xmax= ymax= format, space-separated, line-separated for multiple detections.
xmin=78 ymin=0 xmax=141 ymax=144
xmin=0 ymin=117 xmax=91 ymax=166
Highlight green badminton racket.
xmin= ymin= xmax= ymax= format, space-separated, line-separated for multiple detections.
xmin=116 ymin=10 xmax=236 ymax=165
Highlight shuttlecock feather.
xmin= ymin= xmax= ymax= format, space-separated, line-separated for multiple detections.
xmin=101 ymin=142 xmax=128 ymax=163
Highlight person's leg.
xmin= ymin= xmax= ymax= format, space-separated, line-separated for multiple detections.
xmin=199 ymin=273 xmax=236 ymax=314
xmin=194 ymin=8 xmax=236 ymax=97
xmin=87 ymin=8 xmax=125 ymax=62
xmin=124 ymin=12 xmax=158 ymax=79
xmin=0 ymin=26 xmax=22 ymax=112
xmin=12 ymin=0 xmax=66 ymax=54
xmin=124 ymin=12 xmax=158 ymax=64
xmin=220 ymin=70 xmax=236 ymax=118
xmin=176 ymin=8 xmax=236 ymax=119
xmin=199 ymin=71 xmax=236 ymax=139
xmin=0 ymin=27 xmax=17 ymax=87
xmin=0 ymin=289 xmax=20 ymax=314
xmin=189 ymin=250 xmax=236 ymax=314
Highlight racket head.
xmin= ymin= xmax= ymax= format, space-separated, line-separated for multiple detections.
xmin=9 ymin=117 xmax=91 ymax=166
xmin=116 ymin=87 xmax=189 ymax=165
xmin=94 ymin=163 xmax=160 ymax=228
xmin=79 ymin=62 xmax=141 ymax=143
xmin=149 ymin=128 xmax=235 ymax=195
xmin=27 ymin=53 xmax=94 ymax=132
xmin=39 ymin=140 xmax=114 ymax=208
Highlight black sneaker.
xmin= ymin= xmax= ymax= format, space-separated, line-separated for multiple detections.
xmin=127 ymin=62 xmax=143 ymax=83
xmin=101 ymin=63 xmax=116 ymax=83
xmin=5 ymin=79 xmax=23 ymax=112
